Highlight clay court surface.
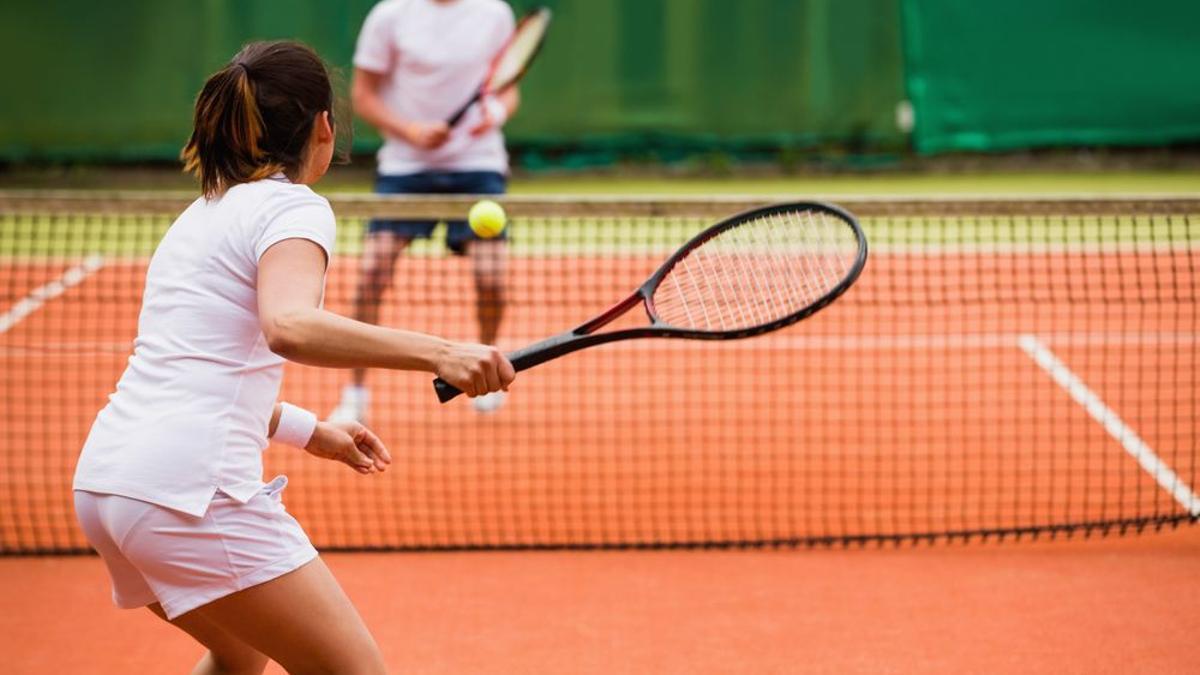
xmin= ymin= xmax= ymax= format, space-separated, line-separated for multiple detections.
xmin=2 ymin=238 xmax=1197 ymax=671
xmin=3 ymin=249 xmax=1195 ymax=549
xmin=3 ymin=526 xmax=1198 ymax=673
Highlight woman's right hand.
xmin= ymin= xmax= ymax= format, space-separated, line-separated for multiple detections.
xmin=436 ymin=342 xmax=515 ymax=397
xmin=401 ymin=121 xmax=450 ymax=150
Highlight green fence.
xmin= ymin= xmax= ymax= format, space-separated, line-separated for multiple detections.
xmin=0 ymin=0 xmax=906 ymax=165
xmin=3 ymin=0 xmax=1198 ymax=164
xmin=900 ymin=0 xmax=1200 ymax=154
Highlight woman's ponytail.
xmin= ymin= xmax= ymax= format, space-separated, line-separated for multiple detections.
xmin=181 ymin=42 xmax=335 ymax=198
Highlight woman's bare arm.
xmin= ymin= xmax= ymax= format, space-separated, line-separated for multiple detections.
xmin=258 ymin=238 xmax=513 ymax=397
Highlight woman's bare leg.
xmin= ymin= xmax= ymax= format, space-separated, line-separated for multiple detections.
xmin=148 ymin=603 xmax=269 ymax=675
xmin=172 ymin=557 xmax=386 ymax=675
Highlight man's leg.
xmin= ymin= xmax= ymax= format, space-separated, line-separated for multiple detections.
xmin=350 ymin=231 xmax=408 ymax=386
xmin=328 ymin=231 xmax=409 ymax=422
xmin=468 ymin=238 xmax=507 ymax=346
xmin=443 ymin=170 xmax=509 ymax=412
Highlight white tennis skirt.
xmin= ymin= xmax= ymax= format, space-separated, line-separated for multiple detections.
xmin=73 ymin=475 xmax=318 ymax=620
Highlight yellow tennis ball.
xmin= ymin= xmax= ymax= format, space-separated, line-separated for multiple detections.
xmin=468 ymin=199 xmax=507 ymax=239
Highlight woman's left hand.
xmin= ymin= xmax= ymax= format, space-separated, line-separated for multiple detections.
xmin=305 ymin=420 xmax=392 ymax=474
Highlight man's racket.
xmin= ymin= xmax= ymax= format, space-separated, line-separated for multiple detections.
xmin=434 ymin=201 xmax=868 ymax=403
xmin=446 ymin=6 xmax=552 ymax=127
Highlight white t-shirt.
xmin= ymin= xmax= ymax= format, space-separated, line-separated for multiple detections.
xmin=354 ymin=0 xmax=515 ymax=175
xmin=73 ymin=177 xmax=336 ymax=517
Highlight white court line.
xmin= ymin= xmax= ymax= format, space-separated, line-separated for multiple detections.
xmin=0 ymin=255 xmax=105 ymax=334
xmin=482 ymin=332 xmax=1198 ymax=352
xmin=528 ymin=331 xmax=1188 ymax=352
xmin=2 ymin=240 xmax=1197 ymax=266
xmin=1017 ymin=333 xmax=1200 ymax=516
xmin=0 ymin=331 xmax=1196 ymax=357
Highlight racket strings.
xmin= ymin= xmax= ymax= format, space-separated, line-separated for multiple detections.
xmin=489 ymin=11 xmax=551 ymax=89
xmin=651 ymin=209 xmax=860 ymax=331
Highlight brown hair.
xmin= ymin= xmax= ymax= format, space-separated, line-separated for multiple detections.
xmin=181 ymin=41 xmax=342 ymax=197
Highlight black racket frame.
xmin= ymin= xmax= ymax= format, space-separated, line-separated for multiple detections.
xmin=446 ymin=6 xmax=553 ymax=127
xmin=434 ymin=201 xmax=868 ymax=402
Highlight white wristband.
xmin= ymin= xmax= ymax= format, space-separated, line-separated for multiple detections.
xmin=483 ymin=96 xmax=509 ymax=127
xmin=274 ymin=402 xmax=318 ymax=449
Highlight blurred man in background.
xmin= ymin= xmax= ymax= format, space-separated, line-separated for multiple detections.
xmin=331 ymin=0 xmax=519 ymax=421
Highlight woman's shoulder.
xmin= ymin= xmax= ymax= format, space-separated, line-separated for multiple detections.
xmin=217 ymin=180 xmax=334 ymax=234
xmin=258 ymin=181 xmax=333 ymax=218
xmin=233 ymin=177 xmax=330 ymax=207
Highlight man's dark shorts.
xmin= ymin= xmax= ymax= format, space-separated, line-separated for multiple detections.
xmin=368 ymin=170 xmax=507 ymax=255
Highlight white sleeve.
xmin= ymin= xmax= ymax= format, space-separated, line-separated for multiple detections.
xmin=354 ymin=1 xmax=401 ymax=74
xmin=254 ymin=191 xmax=337 ymax=262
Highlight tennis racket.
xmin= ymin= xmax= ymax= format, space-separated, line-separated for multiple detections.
xmin=433 ymin=201 xmax=868 ymax=403
xmin=445 ymin=6 xmax=552 ymax=127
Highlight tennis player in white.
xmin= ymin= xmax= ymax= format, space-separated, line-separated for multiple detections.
xmin=72 ymin=41 xmax=513 ymax=674
xmin=329 ymin=0 xmax=519 ymax=421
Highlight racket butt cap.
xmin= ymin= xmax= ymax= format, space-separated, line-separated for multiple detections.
xmin=433 ymin=378 xmax=463 ymax=404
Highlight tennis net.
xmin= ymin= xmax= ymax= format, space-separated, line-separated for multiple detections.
xmin=1 ymin=191 xmax=1197 ymax=553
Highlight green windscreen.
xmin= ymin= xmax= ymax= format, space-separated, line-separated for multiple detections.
xmin=900 ymin=0 xmax=1200 ymax=153
xmin=0 ymin=0 xmax=906 ymax=164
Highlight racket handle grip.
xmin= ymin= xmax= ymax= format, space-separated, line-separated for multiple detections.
xmin=432 ymin=378 xmax=463 ymax=403
xmin=429 ymin=333 xmax=575 ymax=404
xmin=445 ymin=92 xmax=481 ymax=127
xmin=428 ymin=345 xmax=543 ymax=403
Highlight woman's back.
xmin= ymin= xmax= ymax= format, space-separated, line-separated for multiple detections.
xmin=73 ymin=177 xmax=335 ymax=517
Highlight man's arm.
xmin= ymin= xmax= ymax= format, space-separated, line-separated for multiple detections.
xmin=469 ymin=87 xmax=520 ymax=137
xmin=351 ymin=67 xmax=449 ymax=150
